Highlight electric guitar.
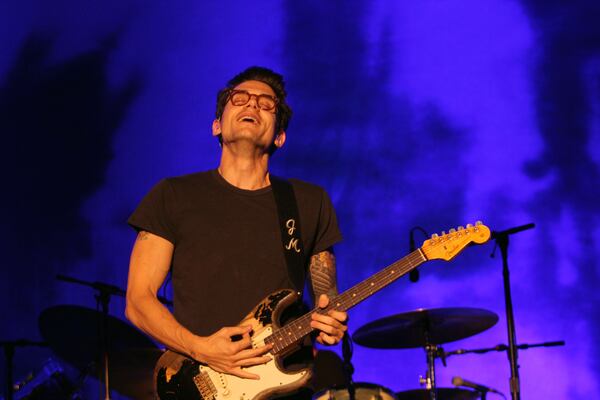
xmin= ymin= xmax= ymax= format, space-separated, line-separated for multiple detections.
xmin=154 ymin=222 xmax=491 ymax=399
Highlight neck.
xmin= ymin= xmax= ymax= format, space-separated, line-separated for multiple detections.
xmin=218 ymin=151 xmax=271 ymax=190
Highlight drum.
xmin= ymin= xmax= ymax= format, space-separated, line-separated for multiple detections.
xmin=13 ymin=358 xmax=74 ymax=400
xmin=395 ymin=388 xmax=479 ymax=400
xmin=313 ymin=382 xmax=398 ymax=400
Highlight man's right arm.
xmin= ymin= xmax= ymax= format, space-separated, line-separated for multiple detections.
xmin=125 ymin=230 xmax=193 ymax=354
xmin=125 ymin=231 xmax=272 ymax=379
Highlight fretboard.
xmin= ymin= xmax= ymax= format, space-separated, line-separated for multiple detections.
xmin=264 ymin=249 xmax=427 ymax=354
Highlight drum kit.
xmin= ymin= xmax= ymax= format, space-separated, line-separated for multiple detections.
xmin=3 ymin=224 xmax=564 ymax=400
xmin=313 ymin=223 xmax=566 ymax=400
xmin=6 ymin=298 xmax=562 ymax=400
xmin=314 ymin=307 xmax=500 ymax=400
xmin=1 ymin=274 xmax=166 ymax=400
xmin=4 ymin=282 xmax=506 ymax=400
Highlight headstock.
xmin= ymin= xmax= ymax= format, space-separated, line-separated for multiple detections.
xmin=421 ymin=221 xmax=491 ymax=261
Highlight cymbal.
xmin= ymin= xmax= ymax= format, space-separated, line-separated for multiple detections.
xmin=39 ymin=305 xmax=156 ymax=371
xmin=396 ymin=388 xmax=480 ymax=400
xmin=39 ymin=305 xmax=159 ymax=398
xmin=353 ymin=307 xmax=498 ymax=349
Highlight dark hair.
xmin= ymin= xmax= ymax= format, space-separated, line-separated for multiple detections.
xmin=215 ymin=66 xmax=292 ymax=135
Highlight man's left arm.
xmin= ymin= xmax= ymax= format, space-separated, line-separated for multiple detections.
xmin=309 ymin=249 xmax=348 ymax=345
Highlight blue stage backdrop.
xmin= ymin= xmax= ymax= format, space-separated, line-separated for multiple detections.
xmin=2 ymin=1 xmax=599 ymax=399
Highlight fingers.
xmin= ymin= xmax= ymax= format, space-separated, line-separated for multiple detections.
xmin=318 ymin=294 xmax=329 ymax=308
xmin=207 ymin=346 xmax=272 ymax=379
xmin=235 ymin=354 xmax=272 ymax=367
xmin=220 ymin=325 xmax=252 ymax=336
xmin=311 ymin=311 xmax=347 ymax=330
xmin=316 ymin=295 xmax=348 ymax=323
xmin=218 ymin=325 xmax=256 ymax=353
xmin=233 ymin=343 xmax=273 ymax=361
xmin=311 ymin=306 xmax=348 ymax=346
xmin=231 ymin=332 xmax=254 ymax=353
xmin=317 ymin=332 xmax=339 ymax=345
xmin=328 ymin=309 xmax=348 ymax=324
xmin=221 ymin=346 xmax=273 ymax=379
xmin=310 ymin=317 xmax=346 ymax=337
xmin=228 ymin=367 xmax=261 ymax=380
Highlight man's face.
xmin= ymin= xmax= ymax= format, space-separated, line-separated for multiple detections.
xmin=213 ymin=80 xmax=284 ymax=151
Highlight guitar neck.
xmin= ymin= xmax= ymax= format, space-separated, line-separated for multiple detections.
xmin=267 ymin=249 xmax=427 ymax=354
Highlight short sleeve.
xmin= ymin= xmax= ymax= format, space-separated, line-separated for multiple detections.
xmin=127 ymin=179 xmax=177 ymax=244
xmin=312 ymin=189 xmax=343 ymax=255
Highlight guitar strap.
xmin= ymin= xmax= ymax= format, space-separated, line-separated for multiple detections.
xmin=270 ymin=175 xmax=307 ymax=292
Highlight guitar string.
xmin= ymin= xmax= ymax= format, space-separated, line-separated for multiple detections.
xmin=271 ymin=260 xmax=419 ymax=351
xmin=266 ymin=250 xmax=427 ymax=353
xmin=268 ymin=251 xmax=424 ymax=350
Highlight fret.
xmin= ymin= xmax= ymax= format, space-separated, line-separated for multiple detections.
xmin=267 ymin=250 xmax=427 ymax=356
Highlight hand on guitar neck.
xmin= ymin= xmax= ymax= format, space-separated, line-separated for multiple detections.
xmin=311 ymin=294 xmax=348 ymax=345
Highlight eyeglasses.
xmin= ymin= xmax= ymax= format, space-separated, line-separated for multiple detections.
xmin=228 ymin=89 xmax=278 ymax=112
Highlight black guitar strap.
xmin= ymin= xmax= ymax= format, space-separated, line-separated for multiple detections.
xmin=270 ymin=175 xmax=306 ymax=292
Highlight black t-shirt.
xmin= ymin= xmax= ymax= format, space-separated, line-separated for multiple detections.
xmin=128 ymin=169 xmax=342 ymax=336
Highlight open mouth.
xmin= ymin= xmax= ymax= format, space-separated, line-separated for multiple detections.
xmin=237 ymin=113 xmax=259 ymax=124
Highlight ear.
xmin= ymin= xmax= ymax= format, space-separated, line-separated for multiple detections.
xmin=212 ymin=119 xmax=221 ymax=136
xmin=274 ymin=131 xmax=286 ymax=148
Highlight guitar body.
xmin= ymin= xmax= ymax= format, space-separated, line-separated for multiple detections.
xmin=154 ymin=289 xmax=312 ymax=400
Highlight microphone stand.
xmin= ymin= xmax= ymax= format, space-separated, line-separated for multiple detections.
xmin=443 ymin=341 xmax=563 ymax=400
xmin=491 ymin=223 xmax=535 ymax=400
xmin=409 ymin=226 xmax=428 ymax=283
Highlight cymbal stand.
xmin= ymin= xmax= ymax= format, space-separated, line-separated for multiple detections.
xmin=96 ymin=287 xmax=112 ymax=400
xmin=55 ymin=274 xmax=172 ymax=306
xmin=341 ymin=332 xmax=355 ymax=400
xmin=491 ymin=223 xmax=535 ymax=400
xmin=421 ymin=329 xmax=438 ymax=400
xmin=443 ymin=340 xmax=565 ymax=358
xmin=0 ymin=340 xmax=47 ymax=400
xmin=56 ymin=273 xmax=172 ymax=399
xmin=56 ymin=274 xmax=122 ymax=400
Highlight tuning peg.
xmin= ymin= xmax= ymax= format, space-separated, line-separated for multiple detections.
xmin=441 ymin=231 xmax=446 ymax=236
xmin=457 ymin=226 xmax=465 ymax=231
xmin=466 ymin=223 xmax=473 ymax=228
xmin=449 ymin=228 xmax=456 ymax=233
xmin=475 ymin=220 xmax=483 ymax=226
xmin=431 ymin=233 xmax=439 ymax=239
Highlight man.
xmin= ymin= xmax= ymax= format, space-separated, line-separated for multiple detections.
xmin=125 ymin=66 xmax=347 ymax=395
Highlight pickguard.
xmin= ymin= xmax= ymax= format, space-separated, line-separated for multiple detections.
xmin=155 ymin=289 xmax=310 ymax=400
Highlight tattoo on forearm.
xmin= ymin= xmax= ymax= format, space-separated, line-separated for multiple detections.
xmin=309 ymin=251 xmax=338 ymax=298
xmin=138 ymin=231 xmax=150 ymax=241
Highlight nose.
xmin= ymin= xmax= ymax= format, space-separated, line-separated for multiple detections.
xmin=245 ymin=94 xmax=259 ymax=109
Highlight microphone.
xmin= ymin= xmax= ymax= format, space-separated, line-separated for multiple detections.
xmin=452 ymin=376 xmax=502 ymax=394
xmin=409 ymin=229 xmax=419 ymax=282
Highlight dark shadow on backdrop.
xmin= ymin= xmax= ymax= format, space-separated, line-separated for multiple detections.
xmin=0 ymin=31 xmax=141 ymax=391
xmin=520 ymin=0 xmax=600 ymax=385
